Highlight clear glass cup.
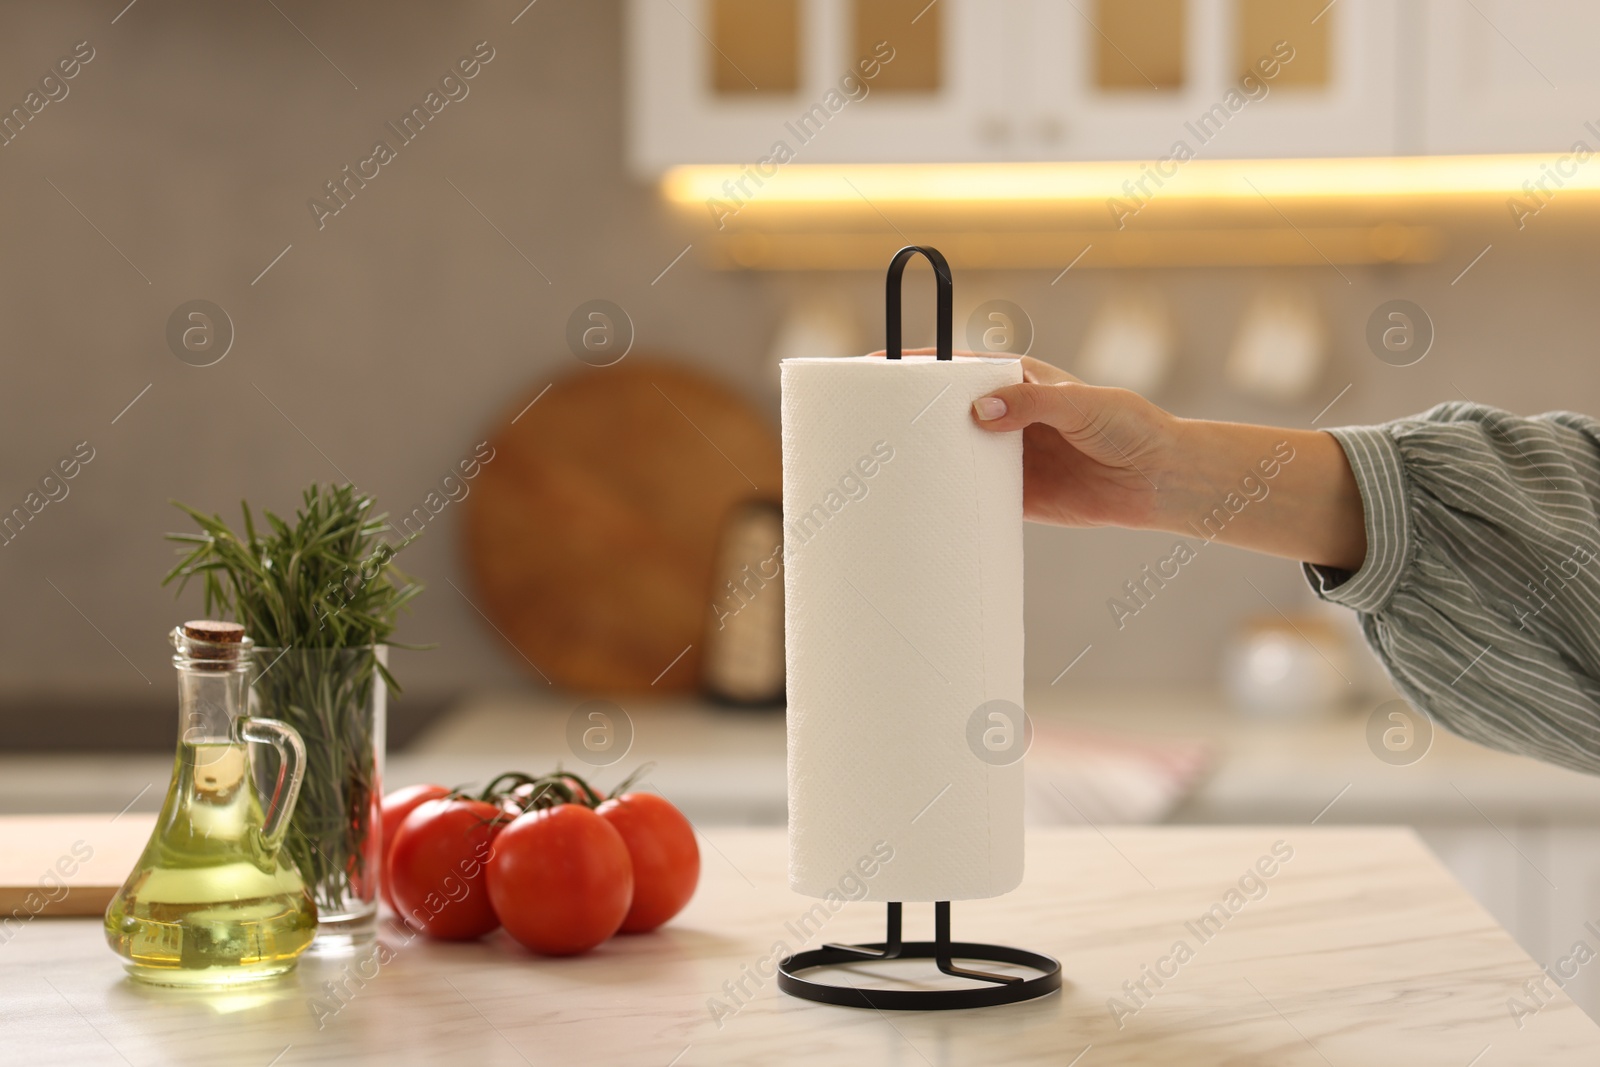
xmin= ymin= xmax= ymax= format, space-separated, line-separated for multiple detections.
xmin=250 ymin=645 xmax=386 ymax=950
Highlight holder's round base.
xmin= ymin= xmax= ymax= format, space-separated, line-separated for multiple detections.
xmin=778 ymin=940 xmax=1062 ymax=1010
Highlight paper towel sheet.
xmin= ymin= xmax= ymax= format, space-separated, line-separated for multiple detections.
xmin=782 ymin=355 xmax=1024 ymax=902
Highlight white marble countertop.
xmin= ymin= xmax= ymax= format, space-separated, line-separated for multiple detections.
xmin=3 ymin=826 xmax=1596 ymax=1065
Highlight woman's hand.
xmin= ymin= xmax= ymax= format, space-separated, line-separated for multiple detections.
xmin=969 ymin=355 xmax=1175 ymax=530
xmin=956 ymin=352 xmax=1367 ymax=571
xmin=871 ymin=350 xmax=1175 ymax=528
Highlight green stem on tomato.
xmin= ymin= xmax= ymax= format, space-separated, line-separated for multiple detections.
xmin=606 ymin=762 xmax=656 ymax=800
xmin=472 ymin=763 xmax=657 ymax=817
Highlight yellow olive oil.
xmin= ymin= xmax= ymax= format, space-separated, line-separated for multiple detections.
xmin=105 ymin=741 xmax=317 ymax=985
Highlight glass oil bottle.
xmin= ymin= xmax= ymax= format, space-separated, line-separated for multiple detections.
xmin=104 ymin=621 xmax=317 ymax=985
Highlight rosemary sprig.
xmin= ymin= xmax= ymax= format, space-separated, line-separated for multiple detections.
xmin=163 ymin=484 xmax=423 ymax=915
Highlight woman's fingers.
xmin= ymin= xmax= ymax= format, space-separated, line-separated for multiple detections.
xmin=973 ymin=379 xmax=1171 ymax=479
xmin=971 ymin=381 xmax=1101 ymax=437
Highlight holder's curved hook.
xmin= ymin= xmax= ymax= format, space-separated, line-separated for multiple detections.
xmin=884 ymin=245 xmax=952 ymax=361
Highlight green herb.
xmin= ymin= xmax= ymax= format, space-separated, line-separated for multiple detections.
xmin=163 ymin=484 xmax=423 ymax=916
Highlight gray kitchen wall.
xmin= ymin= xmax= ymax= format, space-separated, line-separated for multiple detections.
xmin=2 ymin=0 xmax=1597 ymax=736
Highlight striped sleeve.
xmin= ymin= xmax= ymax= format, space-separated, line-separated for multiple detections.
xmin=1305 ymin=402 xmax=1600 ymax=776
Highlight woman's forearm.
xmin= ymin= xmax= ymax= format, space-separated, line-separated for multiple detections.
xmin=1148 ymin=419 xmax=1367 ymax=571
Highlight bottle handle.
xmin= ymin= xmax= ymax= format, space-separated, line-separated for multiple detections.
xmin=236 ymin=716 xmax=307 ymax=854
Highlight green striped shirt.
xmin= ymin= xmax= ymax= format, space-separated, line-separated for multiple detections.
xmin=1309 ymin=402 xmax=1600 ymax=776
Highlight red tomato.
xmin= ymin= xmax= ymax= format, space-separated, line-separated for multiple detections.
xmin=487 ymin=805 xmax=633 ymax=956
xmin=379 ymin=783 xmax=451 ymax=913
xmin=596 ymin=793 xmax=700 ymax=933
xmin=382 ymin=784 xmax=452 ymax=859
xmin=387 ymin=798 xmax=504 ymax=940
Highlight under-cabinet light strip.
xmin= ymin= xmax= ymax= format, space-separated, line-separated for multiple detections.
xmin=662 ymin=154 xmax=1600 ymax=206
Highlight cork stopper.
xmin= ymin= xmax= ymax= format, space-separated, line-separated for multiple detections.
xmin=183 ymin=620 xmax=245 ymax=644
xmin=173 ymin=620 xmax=251 ymax=671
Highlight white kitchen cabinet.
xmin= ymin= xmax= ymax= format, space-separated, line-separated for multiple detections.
xmin=1419 ymin=0 xmax=1600 ymax=155
xmin=627 ymin=0 xmax=1403 ymax=174
xmin=1414 ymin=824 xmax=1528 ymax=939
xmin=628 ymin=1 xmax=1600 ymax=174
xmin=626 ymin=0 xmax=1011 ymax=175
xmin=1022 ymin=0 xmax=1400 ymax=161
xmin=1017 ymin=0 xmax=1237 ymax=162
xmin=1532 ymin=827 xmax=1600 ymax=1021
xmin=1417 ymin=823 xmax=1600 ymax=1023
xmin=1212 ymin=0 xmax=1400 ymax=158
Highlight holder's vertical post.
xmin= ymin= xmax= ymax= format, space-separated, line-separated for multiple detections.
xmin=822 ymin=901 xmax=904 ymax=960
xmin=934 ymin=901 xmax=1023 ymax=985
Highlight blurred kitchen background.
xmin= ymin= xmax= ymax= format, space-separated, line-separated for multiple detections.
xmin=5 ymin=0 xmax=1600 ymax=1014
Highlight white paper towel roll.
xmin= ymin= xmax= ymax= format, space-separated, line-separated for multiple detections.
xmin=783 ymin=354 xmax=1024 ymax=902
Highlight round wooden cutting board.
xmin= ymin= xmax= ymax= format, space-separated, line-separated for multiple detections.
xmin=461 ymin=358 xmax=781 ymax=694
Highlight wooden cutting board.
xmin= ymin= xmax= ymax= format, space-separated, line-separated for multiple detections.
xmin=0 ymin=814 xmax=154 ymax=918
xmin=461 ymin=358 xmax=781 ymax=693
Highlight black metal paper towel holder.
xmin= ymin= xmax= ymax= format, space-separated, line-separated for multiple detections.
xmin=778 ymin=246 xmax=1061 ymax=1010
